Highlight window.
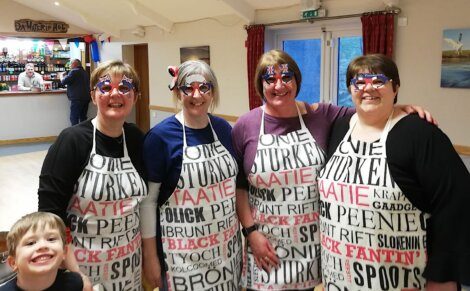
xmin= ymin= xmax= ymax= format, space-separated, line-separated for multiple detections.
xmin=283 ymin=39 xmax=322 ymax=103
xmin=268 ymin=19 xmax=363 ymax=107
xmin=337 ymin=36 xmax=363 ymax=107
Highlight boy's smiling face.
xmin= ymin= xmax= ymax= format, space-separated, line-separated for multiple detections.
xmin=8 ymin=222 xmax=66 ymax=277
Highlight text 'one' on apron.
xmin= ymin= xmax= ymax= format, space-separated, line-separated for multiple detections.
xmin=67 ymin=118 xmax=148 ymax=291
xmin=243 ymin=105 xmax=326 ymax=290
xmin=318 ymin=113 xmax=428 ymax=291
xmin=160 ymin=113 xmax=242 ymax=291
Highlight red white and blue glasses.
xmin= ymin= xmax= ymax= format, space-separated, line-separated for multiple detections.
xmin=95 ymin=75 xmax=134 ymax=95
xmin=178 ymin=82 xmax=213 ymax=96
xmin=350 ymin=73 xmax=390 ymax=91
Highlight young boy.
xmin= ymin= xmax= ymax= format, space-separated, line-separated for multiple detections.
xmin=1 ymin=212 xmax=83 ymax=291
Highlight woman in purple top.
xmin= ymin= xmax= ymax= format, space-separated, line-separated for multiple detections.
xmin=232 ymin=49 xmax=434 ymax=291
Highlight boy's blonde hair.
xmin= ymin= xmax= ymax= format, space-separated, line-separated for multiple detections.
xmin=7 ymin=212 xmax=66 ymax=257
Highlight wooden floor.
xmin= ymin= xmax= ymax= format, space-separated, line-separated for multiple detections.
xmin=0 ymin=150 xmax=47 ymax=231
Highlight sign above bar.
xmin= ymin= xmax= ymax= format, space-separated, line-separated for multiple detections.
xmin=14 ymin=19 xmax=69 ymax=33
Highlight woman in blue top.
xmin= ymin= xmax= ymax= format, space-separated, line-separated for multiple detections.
xmin=141 ymin=60 xmax=242 ymax=290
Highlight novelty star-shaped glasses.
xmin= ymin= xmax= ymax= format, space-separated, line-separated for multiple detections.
xmin=350 ymin=74 xmax=390 ymax=91
xmin=262 ymin=64 xmax=294 ymax=85
xmin=95 ymin=75 xmax=134 ymax=94
xmin=178 ymin=82 xmax=213 ymax=96
xmin=262 ymin=71 xmax=294 ymax=85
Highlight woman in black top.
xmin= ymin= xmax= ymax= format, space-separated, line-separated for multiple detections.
xmin=318 ymin=54 xmax=470 ymax=290
xmin=38 ymin=60 xmax=148 ymax=290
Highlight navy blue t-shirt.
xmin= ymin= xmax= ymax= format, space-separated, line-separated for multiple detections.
xmin=143 ymin=113 xmax=235 ymax=206
xmin=142 ymin=114 xmax=235 ymax=273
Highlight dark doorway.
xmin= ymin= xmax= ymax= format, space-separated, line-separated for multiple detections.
xmin=133 ymin=44 xmax=150 ymax=133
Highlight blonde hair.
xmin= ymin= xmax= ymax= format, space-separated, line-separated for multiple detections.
xmin=90 ymin=60 xmax=141 ymax=97
xmin=172 ymin=60 xmax=219 ymax=112
xmin=7 ymin=212 xmax=66 ymax=257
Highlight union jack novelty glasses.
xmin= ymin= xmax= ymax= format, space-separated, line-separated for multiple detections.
xmin=178 ymin=82 xmax=213 ymax=96
xmin=95 ymin=75 xmax=134 ymax=95
xmin=350 ymin=73 xmax=390 ymax=91
xmin=262 ymin=64 xmax=294 ymax=85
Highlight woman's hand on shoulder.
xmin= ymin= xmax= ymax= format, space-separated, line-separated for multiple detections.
xmin=310 ymin=102 xmax=320 ymax=111
xmin=247 ymin=231 xmax=280 ymax=272
xmin=398 ymin=104 xmax=438 ymax=125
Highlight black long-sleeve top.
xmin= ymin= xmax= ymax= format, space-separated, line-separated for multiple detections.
xmin=38 ymin=120 xmax=146 ymax=224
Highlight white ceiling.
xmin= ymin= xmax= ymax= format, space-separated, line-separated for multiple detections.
xmin=13 ymin=0 xmax=302 ymax=37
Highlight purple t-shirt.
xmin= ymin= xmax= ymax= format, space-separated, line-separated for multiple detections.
xmin=232 ymin=102 xmax=354 ymax=189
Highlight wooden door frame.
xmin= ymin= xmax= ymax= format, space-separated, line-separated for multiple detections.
xmin=133 ymin=44 xmax=150 ymax=133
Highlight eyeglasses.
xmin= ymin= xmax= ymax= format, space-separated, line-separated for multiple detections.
xmin=262 ymin=71 xmax=294 ymax=85
xmin=350 ymin=74 xmax=390 ymax=91
xmin=95 ymin=78 xmax=134 ymax=95
xmin=178 ymin=82 xmax=213 ymax=96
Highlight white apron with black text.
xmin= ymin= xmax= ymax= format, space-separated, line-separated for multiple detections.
xmin=160 ymin=115 xmax=242 ymax=291
xmin=318 ymin=114 xmax=428 ymax=291
xmin=242 ymin=106 xmax=325 ymax=290
xmin=67 ymin=118 xmax=148 ymax=291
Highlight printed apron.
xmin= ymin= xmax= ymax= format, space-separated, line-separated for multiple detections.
xmin=243 ymin=105 xmax=326 ymax=290
xmin=160 ymin=114 xmax=242 ymax=291
xmin=318 ymin=114 xmax=428 ymax=291
xmin=67 ymin=118 xmax=148 ymax=291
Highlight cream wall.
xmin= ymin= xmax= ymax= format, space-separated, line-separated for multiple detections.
xmin=104 ymin=15 xmax=249 ymax=122
xmin=101 ymin=0 xmax=470 ymax=146
xmin=0 ymin=0 xmax=88 ymax=34
xmin=148 ymin=17 xmax=248 ymax=118
xmin=394 ymin=0 xmax=470 ymax=146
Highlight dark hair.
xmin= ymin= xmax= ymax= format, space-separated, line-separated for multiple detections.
xmin=71 ymin=59 xmax=82 ymax=68
xmin=254 ymin=49 xmax=302 ymax=100
xmin=346 ymin=54 xmax=400 ymax=103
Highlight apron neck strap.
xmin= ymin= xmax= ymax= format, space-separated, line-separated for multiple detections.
xmin=346 ymin=110 xmax=395 ymax=145
xmin=91 ymin=118 xmax=128 ymax=157
xmin=180 ymin=110 xmax=218 ymax=148
xmin=260 ymin=102 xmax=306 ymax=136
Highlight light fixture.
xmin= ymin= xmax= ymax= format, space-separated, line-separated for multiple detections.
xmin=301 ymin=0 xmax=321 ymax=11
xmin=54 ymin=1 xmax=60 ymax=6
xmin=131 ymin=26 xmax=146 ymax=37
xmin=383 ymin=0 xmax=399 ymax=8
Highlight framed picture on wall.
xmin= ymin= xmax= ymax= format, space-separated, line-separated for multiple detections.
xmin=441 ymin=28 xmax=470 ymax=88
xmin=180 ymin=46 xmax=210 ymax=65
